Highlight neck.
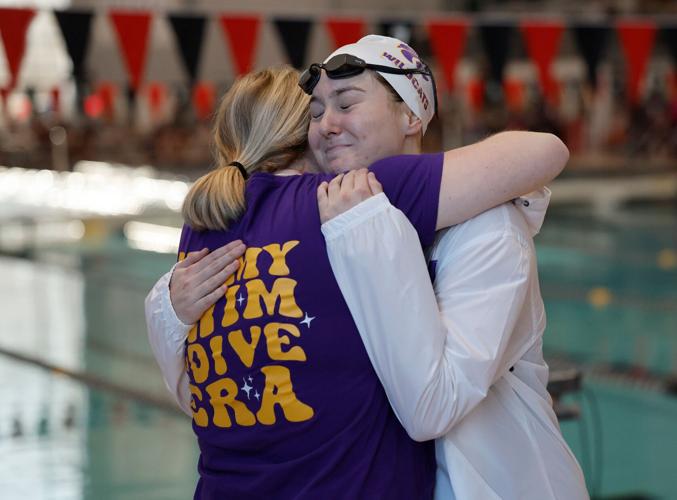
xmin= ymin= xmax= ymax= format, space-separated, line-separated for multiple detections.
xmin=401 ymin=134 xmax=422 ymax=155
xmin=275 ymin=153 xmax=320 ymax=176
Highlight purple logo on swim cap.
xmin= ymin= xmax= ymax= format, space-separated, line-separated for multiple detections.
xmin=397 ymin=42 xmax=418 ymax=63
xmin=397 ymin=43 xmax=429 ymax=82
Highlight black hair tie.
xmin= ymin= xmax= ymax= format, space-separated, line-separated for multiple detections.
xmin=229 ymin=161 xmax=249 ymax=180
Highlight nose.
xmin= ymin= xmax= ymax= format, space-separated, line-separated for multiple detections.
xmin=318 ymin=107 xmax=341 ymax=138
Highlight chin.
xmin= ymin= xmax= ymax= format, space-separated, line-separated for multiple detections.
xmin=326 ymin=154 xmax=369 ymax=174
xmin=325 ymin=156 xmax=351 ymax=174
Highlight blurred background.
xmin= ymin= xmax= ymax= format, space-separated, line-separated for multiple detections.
xmin=0 ymin=0 xmax=675 ymax=499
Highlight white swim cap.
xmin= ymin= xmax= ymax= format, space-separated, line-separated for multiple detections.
xmin=324 ymin=35 xmax=436 ymax=134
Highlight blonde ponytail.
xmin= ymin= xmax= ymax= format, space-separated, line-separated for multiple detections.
xmin=182 ymin=66 xmax=310 ymax=231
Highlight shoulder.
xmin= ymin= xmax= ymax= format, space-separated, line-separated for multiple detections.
xmin=430 ymin=202 xmax=531 ymax=260
xmin=369 ymin=153 xmax=444 ymax=175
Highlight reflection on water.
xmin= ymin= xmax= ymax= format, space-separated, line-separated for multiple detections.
xmin=0 ymin=357 xmax=197 ymax=500
xmin=538 ymin=205 xmax=677 ymax=499
xmin=0 ymin=203 xmax=676 ymax=499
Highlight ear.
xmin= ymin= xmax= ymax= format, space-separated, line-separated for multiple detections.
xmin=402 ymin=108 xmax=422 ymax=138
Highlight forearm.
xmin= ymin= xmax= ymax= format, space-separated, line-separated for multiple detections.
xmin=323 ymin=195 xmax=447 ymax=439
xmin=438 ymin=131 xmax=567 ymax=228
xmin=144 ymin=268 xmax=193 ymax=416
xmin=323 ymin=196 xmax=532 ymax=441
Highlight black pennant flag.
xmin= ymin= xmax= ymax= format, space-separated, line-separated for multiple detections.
xmin=661 ymin=26 xmax=677 ymax=66
xmin=572 ymin=24 xmax=610 ymax=88
xmin=273 ymin=19 xmax=312 ymax=69
xmin=478 ymin=24 xmax=514 ymax=86
xmin=169 ymin=14 xmax=207 ymax=85
xmin=54 ymin=10 xmax=93 ymax=82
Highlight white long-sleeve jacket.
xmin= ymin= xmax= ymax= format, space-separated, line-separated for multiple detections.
xmin=145 ymin=266 xmax=193 ymax=416
xmin=320 ymin=189 xmax=588 ymax=500
xmin=144 ymin=189 xmax=588 ymax=499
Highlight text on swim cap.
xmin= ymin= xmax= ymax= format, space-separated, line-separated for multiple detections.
xmin=381 ymin=51 xmax=430 ymax=111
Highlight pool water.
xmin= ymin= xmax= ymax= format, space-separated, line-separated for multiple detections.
xmin=1 ymin=203 xmax=675 ymax=499
xmin=538 ymin=205 xmax=677 ymax=499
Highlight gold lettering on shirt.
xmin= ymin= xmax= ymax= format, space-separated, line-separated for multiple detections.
xmin=183 ymin=239 xmax=315 ymax=429
xmin=209 ymin=336 xmax=228 ymax=375
xmin=207 ymin=377 xmax=257 ymax=428
xmin=199 ymin=304 xmax=215 ymax=339
xmin=189 ymin=384 xmax=209 ymax=427
xmin=187 ymin=343 xmax=210 ymax=384
xmin=256 ymin=365 xmax=314 ymax=425
xmin=263 ymin=323 xmax=306 ymax=362
xmin=221 ymin=284 xmax=241 ymax=328
xmin=262 ymin=241 xmax=299 ymax=276
xmin=243 ymin=278 xmax=302 ymax=319
xmin=228 ymin=326 xmax=262 ymax=368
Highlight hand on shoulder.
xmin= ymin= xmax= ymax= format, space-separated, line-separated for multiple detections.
xmin=317 ymin=169 xmax=383 ymax=224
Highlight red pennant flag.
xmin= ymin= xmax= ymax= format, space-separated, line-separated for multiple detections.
xmin=0 ymin=8 xmax=36 ymax=90
xmin=520 ymin=21 xmax=564 ymax=104
xmin=193 ymin=82 xmax=215 ymax=121
xmin=616 ymin=20 xmax=657 ymax=105
xmin=109 ymin=11 xmax=152 ymax=90
xmin=325 ymin=18 xmax=365 ymax=49
xmin=426 ymin=19 xmax=468 ymax=92
xmin=220 ymin=15 xmax=260 ymax=77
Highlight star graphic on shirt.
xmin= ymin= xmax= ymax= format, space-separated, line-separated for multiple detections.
xmin=254 ymin=390 xmax=260 ymax=401
xmin=247 ymin=375 xmax=253 ymax=384
xmin=237 ymin=294 xmax=245 ymax=307
xmin=300 ymin=312 xmax=315 ymax=328
xmin=241 ymin=378 xmax=253 ymax=400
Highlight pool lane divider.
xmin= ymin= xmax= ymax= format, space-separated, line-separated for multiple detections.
xmin=0 ymin=345 xmax=184 ymax=415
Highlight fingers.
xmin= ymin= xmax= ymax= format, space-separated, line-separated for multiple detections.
xmin=193 ymin=240 xmax=245 ymax=283
xmin=353 ymin=169 xmax=371 ymax=197
xmin=195 ymin=258 xmax=240 ymax=300
xmin=341 ymin=170 xmax=356 ymax=194
xmin=317 ymin=181 xmax=330 ymax=223
xmin=207 ymin=239 xmax=245 ymax=264
xmin=316 ymin=170 xmax=380 ymax=224
xmin=170 ymin=240 xmax=245 ymax=324
xmin=195 ymin=286 xmax=227 ymax=315
xmin=176 ymin=247 xmax=208 ymax=268
xmin=327 ymin=173 xmax=343 ymax=201
xmin=368 ymin=171 xmax=383 ymax=194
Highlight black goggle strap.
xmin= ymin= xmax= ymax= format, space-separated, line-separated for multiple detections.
xmin=365 ymin=62 xmax=438 ymax=117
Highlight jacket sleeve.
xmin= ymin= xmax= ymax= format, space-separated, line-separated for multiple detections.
xmin=144 ymin=266 xmax=193 ymax=416
xmin=321 ymin=193 xmax=533 ymax=441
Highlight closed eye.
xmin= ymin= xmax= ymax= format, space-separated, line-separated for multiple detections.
xmin=309 ymin=105 xmax=324 ymax=120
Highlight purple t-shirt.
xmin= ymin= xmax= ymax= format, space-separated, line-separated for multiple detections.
xmin=179 ymin=153 xmax=443 ymax=499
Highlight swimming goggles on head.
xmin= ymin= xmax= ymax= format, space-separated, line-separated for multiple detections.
xmin=298 ymin=53 xmax=438 ymax=115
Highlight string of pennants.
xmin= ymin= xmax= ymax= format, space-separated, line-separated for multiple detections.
xmin=1 ymin=7 xmax=675 ymax=120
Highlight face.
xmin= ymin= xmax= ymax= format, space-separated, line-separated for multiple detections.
xmin=307 ymin=71 xmax=411 ymax=174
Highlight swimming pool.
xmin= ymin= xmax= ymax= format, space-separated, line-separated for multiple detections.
xmin=1 ymin=203 xmax=675 ymax=499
